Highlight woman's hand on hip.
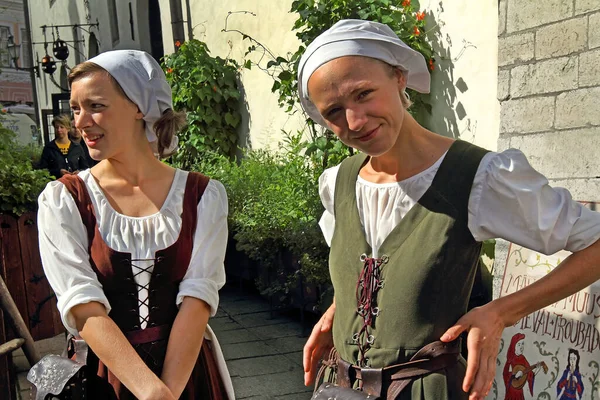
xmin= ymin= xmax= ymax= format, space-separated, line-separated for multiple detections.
xmin=303 ymin=301 xmax=335 ymax=386
xmin=440 ymin=301 xmax=505 ymax=400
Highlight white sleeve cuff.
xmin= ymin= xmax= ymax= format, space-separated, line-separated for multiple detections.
xmin=176 ymin=279 xmax=220 ymax=316
xmin=58 ymin=284 xmax=111 ymax=335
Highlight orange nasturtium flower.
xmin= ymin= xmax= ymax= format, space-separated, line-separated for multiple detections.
xmin=413 ymin=26 xmax=420 ymax=36
xmin=167 ymin=68 xmax=174 ymax=74
xmin=175 ymin=40 xmax=181 ymax=47
xmin=428 ymin=59 xmax=435 ymax=71
xmin=416 ymin=11 xmax=425 ymax=21
xmin=402 ymin=0 xmax=411 ymax=7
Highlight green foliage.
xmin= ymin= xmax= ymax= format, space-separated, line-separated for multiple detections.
xmin=163 ymin=40 xmax=242 ymax=169
xmin=303 ymin=130 xmax=352 ymax=170
xmin=195 ymin=136 xmax=331 ymax=294
xmin=0 ymin=118 xmax=52 ymax=216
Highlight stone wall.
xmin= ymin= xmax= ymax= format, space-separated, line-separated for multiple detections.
xmin=497 ymin=0 xmax=600 ymax=200
xmin=494 ymin=0 xmax=600 ymax=296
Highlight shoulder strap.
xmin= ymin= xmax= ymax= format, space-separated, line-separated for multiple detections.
xmin=184 ymin=172 xmax=210 ymax=206
xmin=428 ymin=140 xmax=489 ymax=221
xmin=58 ymin=174 xmax=96 ymax=243
xmin=180 ymin=172 xmax=211 ymax=236
xmin=333 ymin=153 xmax=368 ymax=218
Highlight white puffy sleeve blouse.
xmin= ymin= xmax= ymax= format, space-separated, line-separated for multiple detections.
xmin=38 ymin=169 xmax=227 ymax=335
xmin=318 ymin=148 xmax=600 ymax=257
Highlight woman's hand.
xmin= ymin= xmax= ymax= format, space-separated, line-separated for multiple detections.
xmin=303 ymin=302 xmax=335 ymax=386
xmin=441 ymin=301 xmax=505 ymax=400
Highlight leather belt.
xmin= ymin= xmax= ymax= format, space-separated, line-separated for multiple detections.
xmin=337 ymin=340 xmax=461 ymax=400
xmin=125 ymin=324 xmax=171 ymax=345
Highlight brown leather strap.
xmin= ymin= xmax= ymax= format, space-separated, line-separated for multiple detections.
xmin=385 ymin=341 xmax=460 ymax=400
xmin=125 ymin=324 xmax=171 ymax=345
xmin=361 ymin=368 xmax=384 ymax=397
xmin=336 ymin=340 xmax=461 ymax=399
xmin=337 ymin=356 xmax=354 ymax=388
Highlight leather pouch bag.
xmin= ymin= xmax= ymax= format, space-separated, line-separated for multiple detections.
xmin=312 ymin=383 xmax=381 ymax=400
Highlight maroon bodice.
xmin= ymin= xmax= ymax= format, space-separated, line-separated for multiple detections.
xmin=59 ymin=172 xmax=213 ymax=398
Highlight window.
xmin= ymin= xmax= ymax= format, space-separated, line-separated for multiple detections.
xmin=20 ymin=28 xmax=32 ymax=68
xmin=0 ymin=26 xmax=10 ymax=68
xmin=108 ymin=0 xmax=119 ymax=44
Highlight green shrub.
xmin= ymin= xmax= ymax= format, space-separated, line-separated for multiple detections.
xmin=195 ymin=137 xmax=331 ymax=299
xmin=0 ymin=119 xmax=52 ymax=216
xmin=163 ymin=40 xmax=242 ymax=169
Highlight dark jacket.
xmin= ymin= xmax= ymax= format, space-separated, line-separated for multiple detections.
xmin=38 ymin=139 xmax=90 ymax=179
xmin=71 ymin=138 xmax=98 ymax=167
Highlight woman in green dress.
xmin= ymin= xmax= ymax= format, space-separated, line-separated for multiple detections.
xmin=299 ymin=19 xmax=600 ymax=400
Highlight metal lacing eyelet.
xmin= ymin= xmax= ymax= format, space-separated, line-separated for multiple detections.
xmin=372 ymin=307 xmax=380 ymax=316
xmin=352 ymin=333 xmax=359 ymax=343
xmin=381 ymin=255 xmax=389 ymax=264
xmin=377 ymin=280 xmax=385 ymax=289
xmin=367 ymin=335 xmax=375 ymax=344
xmin=360 ymin=253 xmax=368 ymax=262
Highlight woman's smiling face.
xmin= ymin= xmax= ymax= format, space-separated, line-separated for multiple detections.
xmin=70 ymin=71 xmax=145 ymax=160
xmin=307 ymin=56 xmax=407 ymax=157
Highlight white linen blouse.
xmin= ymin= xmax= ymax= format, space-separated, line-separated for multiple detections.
xmin=38 ymin=169 xmax=228 ymax=335
xmin=319 ymin=148 xmax=600 ymax=257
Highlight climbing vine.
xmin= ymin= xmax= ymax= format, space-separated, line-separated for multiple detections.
xmin=163 ymin=39 xmax=242 ymax=169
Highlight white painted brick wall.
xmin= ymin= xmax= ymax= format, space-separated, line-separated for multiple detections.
xmin=507 ymin=0 xmax=572 ymax=33
xmin=510 ymin=56 xmax=577 ymax=97
xmin=499 ymin=33 xmax=535 ymax=66
xmin=555 ymin=87 xmax=600 ymax=129
xmin=500 ymin=96 xmax=555 ymax=134
xmin=535 ymin=17 xmax=587 ymax=59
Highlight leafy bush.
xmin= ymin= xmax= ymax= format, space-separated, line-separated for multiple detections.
xmin=195 ymin=136 xmax=331 ymax=298
xmin=0 ymin=118 xmax=52 ymax=216
xmin=163 ymin=40 xmax=242 ymax=169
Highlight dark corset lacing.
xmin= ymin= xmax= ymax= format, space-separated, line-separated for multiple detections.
xmin=354 ymin=254 xmax=388 ymax=369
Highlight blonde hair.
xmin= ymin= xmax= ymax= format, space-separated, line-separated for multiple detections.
xmin=68 ymin=61 xmax=186 ymax=158
xmin=51 ymin=114 xmax=72 ymax=130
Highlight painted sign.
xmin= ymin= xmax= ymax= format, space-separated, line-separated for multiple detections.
xmin=489 ymin=202 xmax=600 ymax=400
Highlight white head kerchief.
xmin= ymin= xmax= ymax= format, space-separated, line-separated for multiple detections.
xmin=88 ymin=50 xmax=178 ymax=155
xmin=298 ymin=19 xmax=430 ymax=128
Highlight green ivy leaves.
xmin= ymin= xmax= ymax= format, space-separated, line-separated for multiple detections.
xmin=162 ymin=40 xmax=242 ymax=168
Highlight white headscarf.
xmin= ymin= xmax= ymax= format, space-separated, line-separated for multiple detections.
xmin=88 ymin=50 xmax=179 ymax=155
xmin=298 ymin=19 xmax=430 ymax=128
